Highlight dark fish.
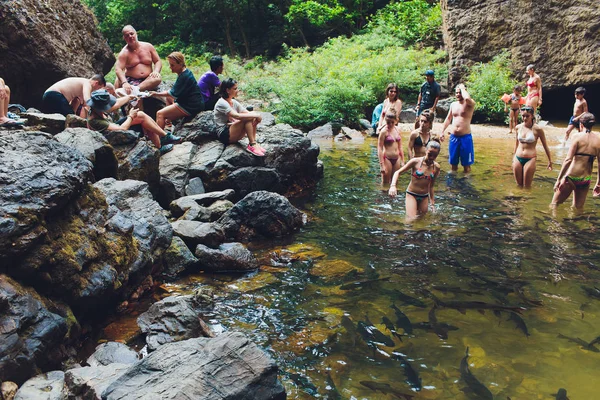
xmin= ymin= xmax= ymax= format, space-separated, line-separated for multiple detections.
xmin=515 ymin=287 xmax=543 ymax=307
xmin=507 ymin=312 xmax=530 ymax=337
xmin=413 ymin=321 xmax=460 ymax=333
xmin=431 ymin=293 xmax=525 ymax=315
xmin=429 ymin=305 xmax=449 ymax=339
xmin=554 ymin=388 xmax=569 ymax=400
xmin=432 ymin=285 xmax=482 ymax=296
xmin=390 ymin=304 xmax=413 ymax=334
xmin=287 ymin=372 xmax=318 ymax=395
xmin=382 ymin=316 xmax=403 ymax=342
xmin=459 ymin=347 xmax=493 ymax=400
xmin=360 ymin=381 xmax=415 ymax=400
xmin=340 ymin=316 xmax=357 ymax=347
xmin=357 ymin=321 xmax=395 ymax=347
xmin=392 ymin=353 xmax=422 ymax=391
xmin=387 ymin=289 xmax=428 ymax=308
xmin=587 ymin=335 xmax=600 ymax=347
xmin=339 ymin=276 xmax=391 ymax=291
xmin=324 ymin=371 xmax=342 ymax=400
xmin=557 ymin=333 xmax=600 ymax=352
xmin=581 ymin=285 xmax=600 ymax=299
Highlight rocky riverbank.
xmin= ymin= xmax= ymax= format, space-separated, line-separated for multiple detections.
xmin=0 ymin=108 xmax=321 ymax=398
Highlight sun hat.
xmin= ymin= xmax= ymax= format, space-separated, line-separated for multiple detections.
xmin=87 ymin=89 xmax=116 ymax=112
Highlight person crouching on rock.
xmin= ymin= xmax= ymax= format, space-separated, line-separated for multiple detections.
xmin=214 ymin=78 xmax=265 ymax=156
xmin=86 ymin=89 xmax=176 ymax=155
xmin=151 ymin=52 xmax=204 ymax=131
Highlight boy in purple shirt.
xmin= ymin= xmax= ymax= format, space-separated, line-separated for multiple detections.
xmin=197 ymin=56 xmax=223 ymax=110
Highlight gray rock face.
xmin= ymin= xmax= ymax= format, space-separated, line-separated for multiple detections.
xmin=0 ymin=131 xmax=94 ymax=264
xmin=114 ymin=140 xmax=161 ymax=197
xmin=218 ymin=191 xmax=305 ymax=242
xmin=170 ymin=189 xmax=237 ymax=218
xmin=55 ymin=127 xmax=118 ymax=180
xmin=400 ymin=107 xmax=417 ymax=123
xmin=185 ymin=177 xmax=205 ymax=195
xmin=171 ymin=220 xmax=225 ymax=249
xmin=0 ymin=0 xmax=114 ymax=108
xmin=22 ymin=113 xmax=66 ymax=134
xmin=64 ymin=363 xmax=130 ymax=400
xmin=158 ymin=142 xmax=196 ymax=207
xmin=161 ymin=236 xmax=199 ymax=280
xmin=137 ymin=295 xmax=207 ymax=351
xmin=195 ymin=243 xmax=259 ymax=272
xmin=440 ymin=0 xmax=600 ymax=89
xmin=308 ymin=123 xmax=334 ymax=139
xmin=94 ymin=178 xmax=173 ymax=276
xmin=14 ymin=371 xmax=65 ymax=400
xmin=435 ymin=98 xmax=453 ymax=120
xmin=86 ymin=342 xmax=139 ymax=367
xmin=101 ymin=332 xmax=286 ymax=400
xmin=0 ymin=276 xmax=68 ymax=384
xmin=101 ymin=130 xmax=139 ymax=146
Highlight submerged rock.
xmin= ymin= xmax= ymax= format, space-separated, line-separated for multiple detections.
xmin=218 ymin=191 xmax=305 ymax=242
xmin=101 ymin=332 xmax=286 ymax=400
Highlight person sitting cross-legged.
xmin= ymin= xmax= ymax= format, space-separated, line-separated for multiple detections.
xmin=87 ymin=89 xmax=177 ymax=155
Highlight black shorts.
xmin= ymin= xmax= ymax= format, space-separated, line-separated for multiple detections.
xmin=42 ymin=91 xmax=72 ymax=116
xmin=217 ymin=125 xmax=230 ymax=145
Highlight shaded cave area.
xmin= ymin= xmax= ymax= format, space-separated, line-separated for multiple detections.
xmin=541 ymin=84 xmax=600 ymax=123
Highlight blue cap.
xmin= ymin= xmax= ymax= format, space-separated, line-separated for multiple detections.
xmin=425 ymin=70 xmax=435 ymax=76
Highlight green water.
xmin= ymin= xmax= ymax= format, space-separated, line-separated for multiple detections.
xmin=111 ymin=134 xmax=600 ymax=399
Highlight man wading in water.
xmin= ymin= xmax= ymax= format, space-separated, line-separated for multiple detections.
xmin=441 ymin=84 xmax=476 ymax=173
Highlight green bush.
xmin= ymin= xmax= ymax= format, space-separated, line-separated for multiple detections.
xmin=466 ymin=52 xmax=520 ymax=123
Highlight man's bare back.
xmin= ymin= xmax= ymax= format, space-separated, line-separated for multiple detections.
xmin=46 ymin=78 xmax=91 ymax=104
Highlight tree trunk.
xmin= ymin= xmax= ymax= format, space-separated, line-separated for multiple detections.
xmin=236 ymin=14 xmax=251 ymax=58
xmin=296 ymin=23 xmax=309 ymax=47
xmin=225 ymin=18 xmax=236 ymax=56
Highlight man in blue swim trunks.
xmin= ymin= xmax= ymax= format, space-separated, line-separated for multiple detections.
xmin=441 ymin=84 xmax=476 ymax=173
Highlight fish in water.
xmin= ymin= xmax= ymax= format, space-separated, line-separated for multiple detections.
xmin=429 ymin=305 xmax=449 ymax=339
xmin=581 ymin=285 xmax=600 ymax=300
xmin=460 ymin=347 xmax=493 ymax=400
xmin=390 ymin=304 xmax=413 ymax=334
xmin=339 ymin=276 xmax=391 ymax=291
xmin=507 ymin=312 xmax=530 ymax=337
xmin=432 ymin=285 xmax=483 ymax=296
xmin=557 ymin=333 xmax=600 ymax=352
xmin=340 ymin=315 xmax=357 ymax=347
xmin=382 ymin=316 xmax=403 ymax=342
xmin=357 ymin=320 xmax=395 ymax=347
xmin=385 ymin=289 xmax=428 ymax=308
xmin=359 ymin=381 xmax=415 ymax=400
xmin=392 ymin=353 xmax=422 ymax=391
xmin=554 ymin=388 xmax=569 ymax=400
xmin=588 ymin=335 xmax=600 ymax=347
xmin=324 ymin=371 xmax=342 ymax=400
xmin=430 ymin=292 xmax=525 ymax=315
xmin=413 ymin=321 xmax=460 ymax=333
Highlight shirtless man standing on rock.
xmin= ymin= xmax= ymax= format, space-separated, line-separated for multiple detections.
xmin=42 ymin=74 xmax=106 ymax=117
xmin=441 ymin=84 xmax=476 ymax=173
xmin=114 ymin=25 xmax=162 ymax=94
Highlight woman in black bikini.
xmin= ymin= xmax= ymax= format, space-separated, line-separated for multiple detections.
xmin=388 ymin=140 xmax=441 ymax=219
xmin=377 ymin=108 xmax=405 ymax=184
xmin=512 ymin=106 xmax=552 ymax=187
xmin=407 ymin=109 xmax=434 ymax=159
xmin=551 ymin=112 xmax=600 ymax=210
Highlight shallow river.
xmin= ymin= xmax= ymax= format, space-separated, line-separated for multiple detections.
xmin=103 ymin=132 xmax=600 ymax=399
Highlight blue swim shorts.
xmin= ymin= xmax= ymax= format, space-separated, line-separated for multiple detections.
xmin=568 ymin=115 xmax=579 ymax=126
xmin=448 ymin=133 xmax=474 ymax=166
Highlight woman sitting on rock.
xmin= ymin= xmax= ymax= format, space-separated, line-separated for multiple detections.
xmin=377 ymin=83 xmax=403 ymax=130
xmin=551 ymin=112 xmax=600 ymax=210
xmin=389 ymin=140 xmax=441 ymax=220
xmin=407 ymin=109 xmax=434 ymax=159
xmin=87 ymin=89 xmax=176 ymax=154
xmin=512 ymin=106 xmax=552 ymax=187
xmin=213 ymin=78 xmax=265 ymax=156
xmin=377 ymin=108 xmax=404 ymax=185
xmin=151 ymin=52 xmax=204 ymax=130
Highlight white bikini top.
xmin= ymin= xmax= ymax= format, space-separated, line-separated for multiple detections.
xmin=518 ymin=126 xmax=535 ymax=144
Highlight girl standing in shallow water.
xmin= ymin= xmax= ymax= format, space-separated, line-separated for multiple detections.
xmin=377 ymin=108 xmax=405 ymax=184
xmin=512 ymin=106 xmax=552 ymax=187
xmin=377 ymin=83 xmax=403 ymax=130
xmin=408 ymin=109 xmax=434 ymax=159
xmin=551 ymin=112 xmax=600 ymax=210
xmin=388 ymin=140 xmax=441 ymax=219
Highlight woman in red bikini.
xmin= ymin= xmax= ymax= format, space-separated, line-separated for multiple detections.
xmin=525 ymin=64 xmax=542 ymax=114
xmin=388 ymin=140 xmax=441 ymax=219
xmin=512 ymin=106 xmax=552 ymax=187
xmin=551 ymin=113 xmax=600 ymax=210
xmin=377 ymin=83 xmax=403 ymax=130
xmin=378 ymin=108 xmax=405 ymax=184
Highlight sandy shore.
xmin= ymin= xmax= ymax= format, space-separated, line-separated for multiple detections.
xmin=396 ymin=122 xmax=566 ymax=142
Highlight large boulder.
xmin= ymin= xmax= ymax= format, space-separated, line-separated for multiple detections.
xmin=86 ymin=342 xmax=139 ymax=367
xmin=158 ymin=142 xmax=196 ymax=207
xmin=114 ymin=140 xmax=161 ymax=197
xmin=161 ymin=236 xmax=199 ymax=280
xmin=194 ymin=242 xmax=260 ymax=272
xmin=55 ymin=127 xmax=118 ymax=180
xmin=64 ymin=363 xmax=131 ymax=400
xmin=0 ymin=0 xmax=114 ymax=108
xmin=440 ymin=0 xmax=600 ymax=89
xmin=102 ymin=332 xmax=286 ymax=400
xmin=14 ymin=371 xmax=65 ymax=400
xmin=0 ymin=276 xmax=70 ymax=384
xmin=0 ymin=131 xmax=94 ymax=265
xmin=218 ymin=191 xmax=305 ymax=242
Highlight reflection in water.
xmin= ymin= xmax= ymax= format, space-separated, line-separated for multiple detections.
xmin=106 ymin=135 xmax=600 ymax=399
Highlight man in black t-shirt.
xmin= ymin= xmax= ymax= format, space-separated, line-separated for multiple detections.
xmin=415 ymin=70 xmax=441 ymax=128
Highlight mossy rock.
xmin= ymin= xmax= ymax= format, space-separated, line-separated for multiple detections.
xmin=309 ymin=259 xmax=364 ymax=283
